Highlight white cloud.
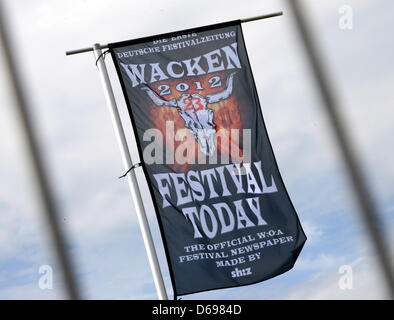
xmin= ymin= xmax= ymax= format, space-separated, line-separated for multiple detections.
xmin=295 ymin=254 xmax=342 ymax=272
xmin=0 ymin=282 xmax=63 ymax=300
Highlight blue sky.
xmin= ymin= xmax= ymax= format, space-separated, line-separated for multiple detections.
xmin=0 ymin=0 xmax=393 ymax=299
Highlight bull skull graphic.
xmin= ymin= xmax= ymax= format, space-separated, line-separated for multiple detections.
xmin=141 ymin=72 xmax=236 ymax=156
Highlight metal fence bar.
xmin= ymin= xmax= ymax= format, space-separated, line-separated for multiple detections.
xmin=0 ymin=2 xmax=80 ymax=299
xmin=288 ymin=0 xmax=394 ymax=298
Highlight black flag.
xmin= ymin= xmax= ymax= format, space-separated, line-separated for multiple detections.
xmin=109 ymin=20 xmax=306 ymax=297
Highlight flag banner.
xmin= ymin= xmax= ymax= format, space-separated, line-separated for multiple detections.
xmin=109 ymin=20 xmax=306 ymax=297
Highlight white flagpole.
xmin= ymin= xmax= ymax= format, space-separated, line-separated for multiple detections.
xmin=92 ymin=43 xmax=168 ymax=300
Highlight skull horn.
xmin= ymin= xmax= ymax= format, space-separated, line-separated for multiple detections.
xmin=206 ymin=72 xmax=236 ymax=104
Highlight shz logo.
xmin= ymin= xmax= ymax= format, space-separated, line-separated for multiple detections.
xmin=231 ymin=267 xmax=252 ymax=278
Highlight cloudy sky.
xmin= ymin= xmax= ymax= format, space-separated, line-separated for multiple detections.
xmin=1 ymin=0 xmax=393 ymax=299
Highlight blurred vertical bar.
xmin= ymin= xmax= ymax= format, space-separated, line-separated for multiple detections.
xmin=288 ymin=0 xmax=394 ymax=298
xmin=0 ymin=2 xmax=80 ymax=299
